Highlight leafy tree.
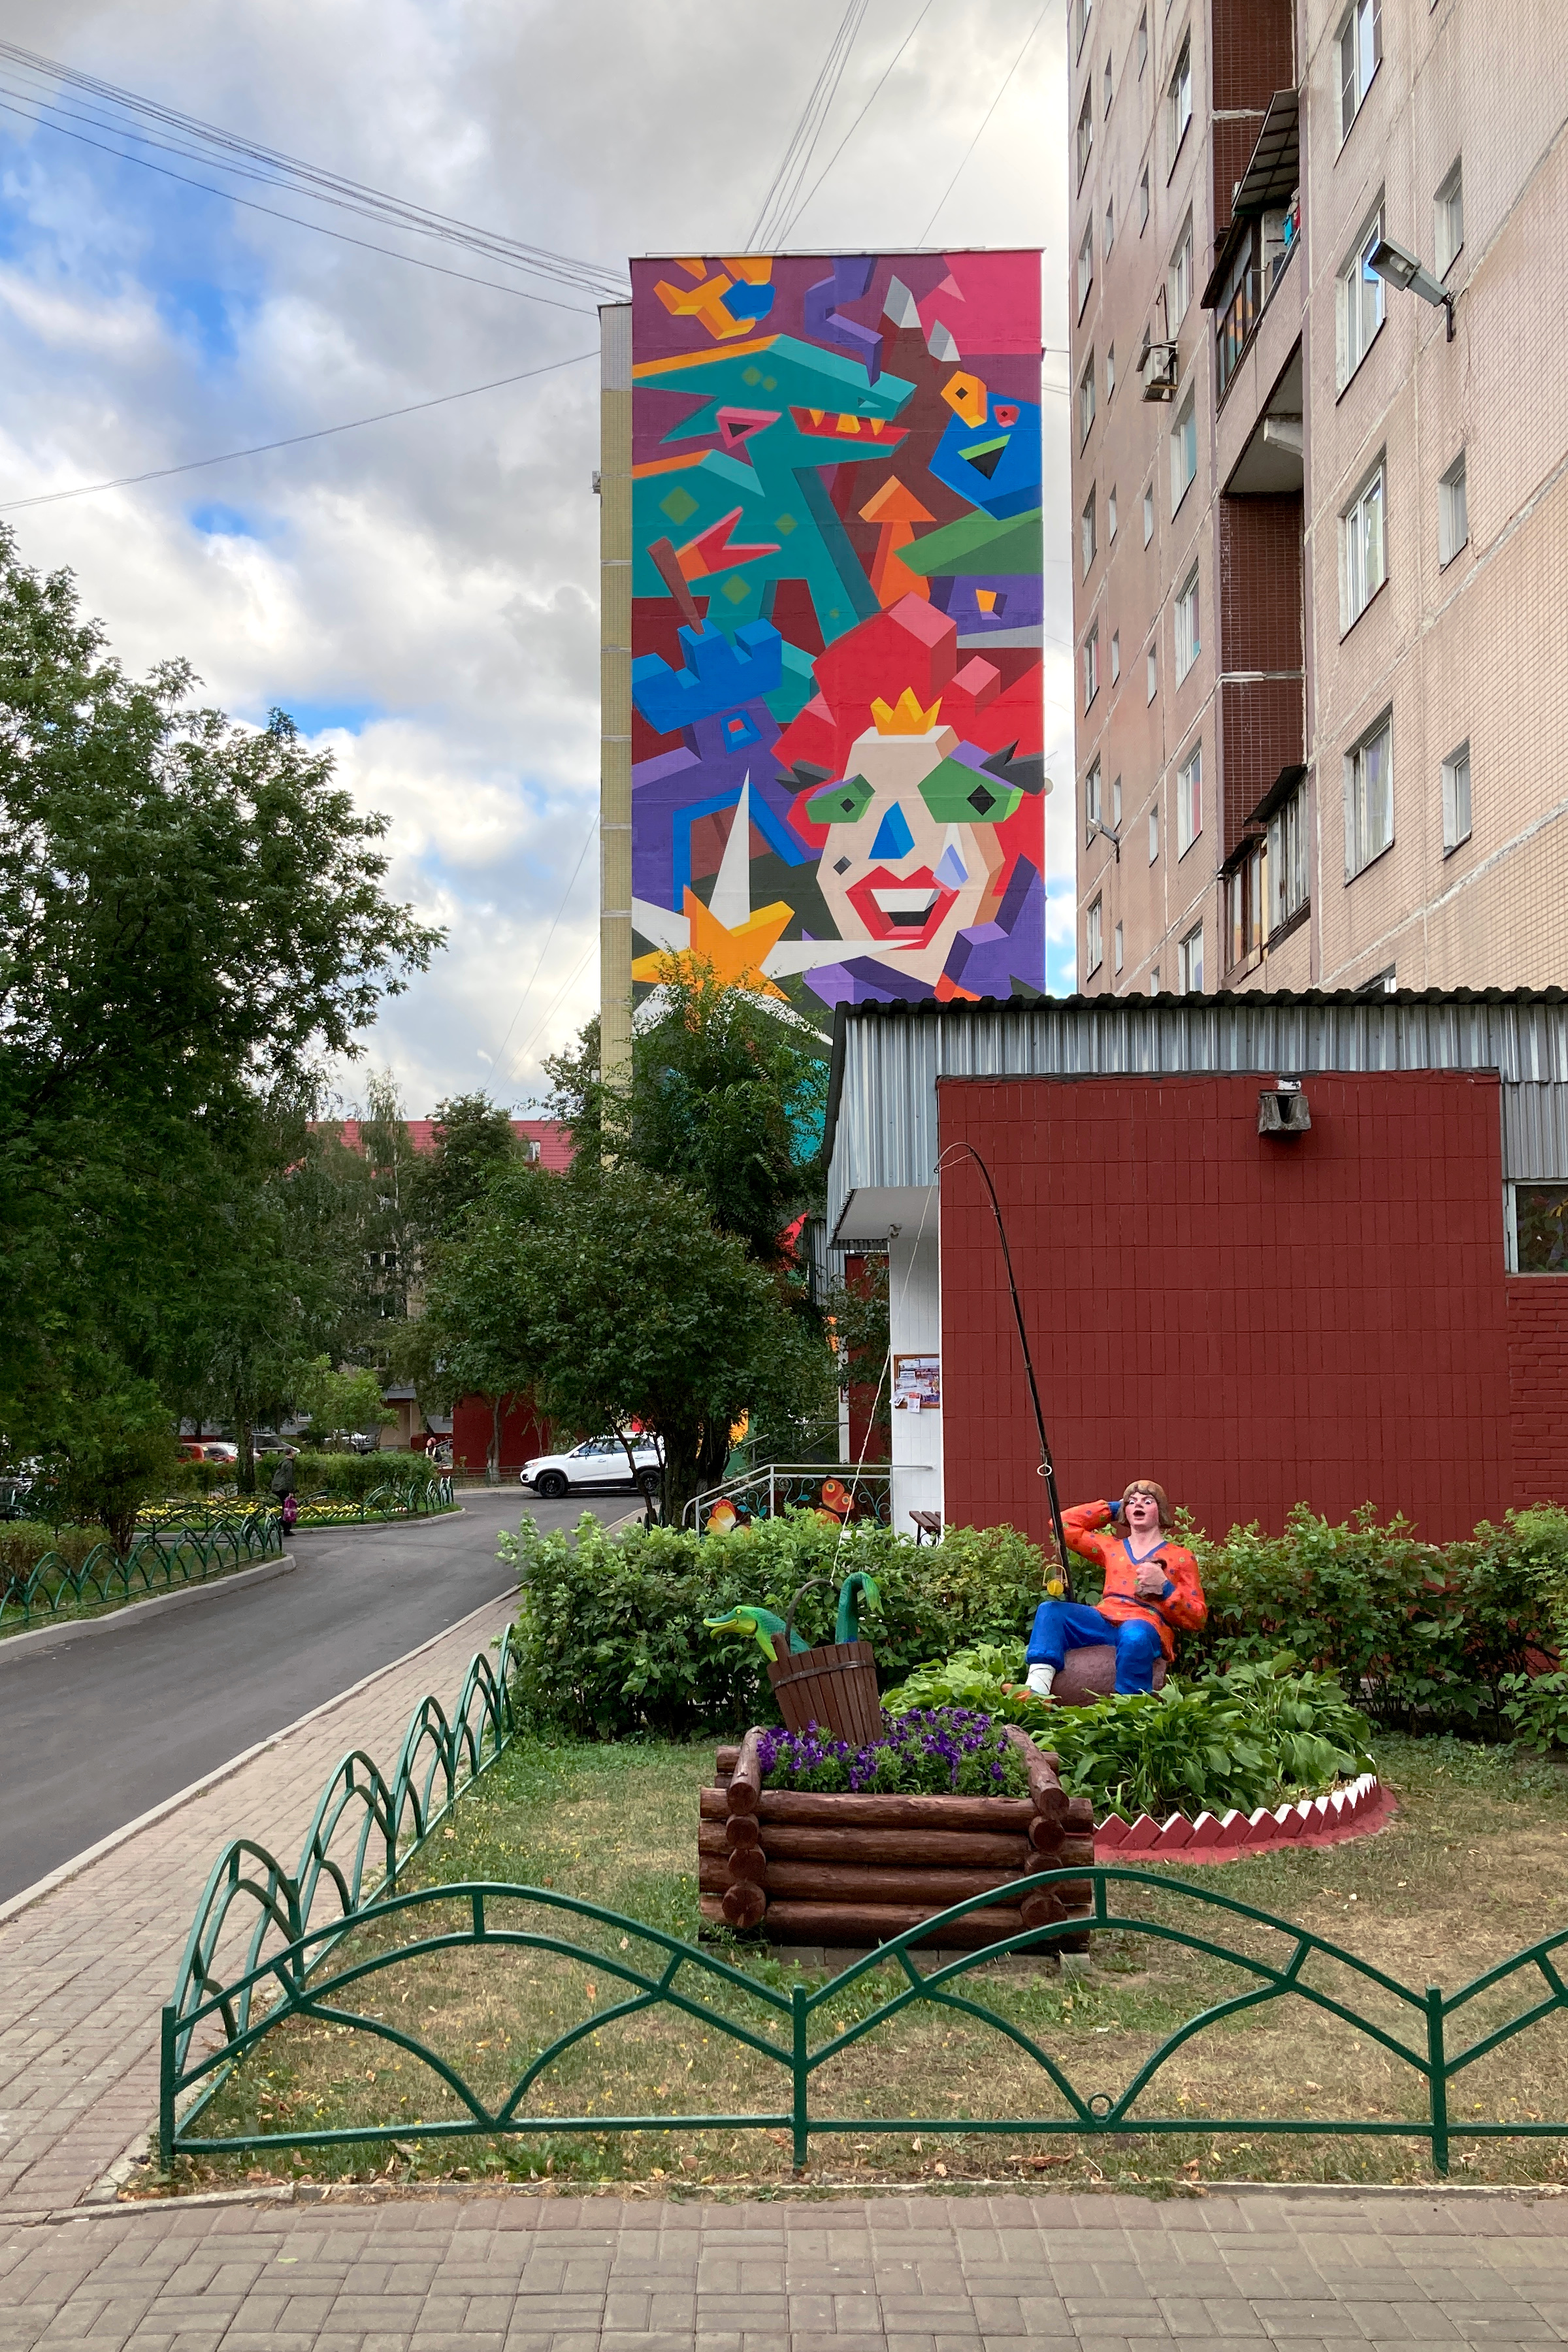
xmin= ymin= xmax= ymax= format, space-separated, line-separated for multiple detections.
xmin=418 ymin=1092 xmax=526 ymax=1241
xmin=397 ymin=1156 xmax=554 ymax=1475
xmin=423 ymin=1160 xmax=830 ymax=1524
xmin=546 ymin=971 xmax=828 ymax=1264
xmin=291 ymin=1358 xmax=395 ymax=1448
xmin=0 ymin=527 xmax=441 ymax=1526
xmin=43 ymin=1378 xmax=179 ymax=1557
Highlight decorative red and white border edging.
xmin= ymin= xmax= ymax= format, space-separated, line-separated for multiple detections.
xmin=1094 ymin=1772 xmax=1390 ymax=1864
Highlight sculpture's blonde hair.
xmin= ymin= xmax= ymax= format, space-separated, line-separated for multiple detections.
xmin=1122 ymin=1478 xmax=1171 ymax=1529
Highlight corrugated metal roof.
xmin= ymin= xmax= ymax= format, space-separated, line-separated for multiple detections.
xmin=826 ymin=990 xmax=1568 ymax=1230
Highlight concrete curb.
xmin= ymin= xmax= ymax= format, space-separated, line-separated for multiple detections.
xmin=0 ymin=1551 xmax=297 ymax=1669
xmin=287 ymin=1506 xmax=467 ymax=1535
xmin=0 ymin=1584 xmax=518 ymax=1930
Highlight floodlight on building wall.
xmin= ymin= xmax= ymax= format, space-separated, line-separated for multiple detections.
xmin=1369 ymin=237 xmax=1455 ymax=340
xmin=1086 ymin=817 xmax=1121 ymax=862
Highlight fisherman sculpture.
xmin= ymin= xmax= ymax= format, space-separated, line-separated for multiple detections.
xmin=1025 ymin=1479 xmax=1207 ymax=1700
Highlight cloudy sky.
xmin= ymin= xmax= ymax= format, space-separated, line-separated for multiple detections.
xmin=0 ymin=0 xmax=1071 ymax=1115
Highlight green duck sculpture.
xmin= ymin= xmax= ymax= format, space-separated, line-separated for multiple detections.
xmin=704 ymin=1571 xmax=881 ymax=1663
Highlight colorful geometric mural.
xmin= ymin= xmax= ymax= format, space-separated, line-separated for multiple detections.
xmin=629 ymin=250 xmax=1046 ymax=1016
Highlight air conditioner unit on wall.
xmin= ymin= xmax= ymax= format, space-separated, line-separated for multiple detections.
xmin=1141 ymin=343 xmax=1178 ymax=401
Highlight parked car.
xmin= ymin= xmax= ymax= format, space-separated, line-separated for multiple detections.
xmin=520 ymin=1435 xmax=662 ymax=1500
xmin=176 ymin=1439 xmax=238 ymax=1464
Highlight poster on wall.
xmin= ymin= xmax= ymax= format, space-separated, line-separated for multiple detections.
xmin=627 ymin=251 xmax=1046 ymax=1020
xmin=892 ymin=1354 xmax=941 ymax=1413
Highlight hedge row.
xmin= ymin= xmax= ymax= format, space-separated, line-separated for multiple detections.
xmin=503 ymin=1502 xmax=1568 ymax=1742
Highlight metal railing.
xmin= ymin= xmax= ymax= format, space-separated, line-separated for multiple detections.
xmin=293 ymin=1475 xmax=455 ymax=1526
xmin=162 ymin=1854 xmax=1568 ymax=2178
xmin=685 ymin=1463 xmax=893 ymax=1533
xmin=1 ymin=1512 xmax=282 ymax=1635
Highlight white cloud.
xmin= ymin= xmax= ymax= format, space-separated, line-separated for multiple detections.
xmin=1 ymin=0 xmax=1070 ymax=1103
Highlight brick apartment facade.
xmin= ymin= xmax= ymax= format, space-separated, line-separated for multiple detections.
xmin=1069 ymin=0 xmax=1568 ymax=997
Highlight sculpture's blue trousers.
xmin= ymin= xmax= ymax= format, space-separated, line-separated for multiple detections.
xmin=1025 ymin=1600 xmax=1164 ymax=1695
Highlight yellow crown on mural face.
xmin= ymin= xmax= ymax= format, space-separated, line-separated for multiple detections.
xmin=870 ymin=687 xmax=942 ymax=735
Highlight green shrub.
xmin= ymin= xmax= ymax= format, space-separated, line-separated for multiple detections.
xmin=502 ymin=1510 xmax=1051 ymax=1740
xmin=269 ymin=1452 xmax=424 ymax=1503
xmin=0 ymin=1521 xmax=110 ymax=1590
xmin=1186 ymin=1503 xmax=1563 ymax=1733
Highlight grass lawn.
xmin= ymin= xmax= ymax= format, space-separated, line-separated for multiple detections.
xmin=163 ymin=1731 xmax=1568 ymax=2200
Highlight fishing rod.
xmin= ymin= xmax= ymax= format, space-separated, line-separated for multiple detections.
xmin=937 ymin=1141 xmax=1073 ymax=1598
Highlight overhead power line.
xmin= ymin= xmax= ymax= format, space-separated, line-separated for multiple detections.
xmin=0 ymin=39 xmax=629 ymax=304
xmin=0 ymin=348 xmax=596 ymax=513
xmin=919 ymin=0 xmax=1051 ymax=243
xmin=746 ymin=0 xmax=870 ymax=250
xmin=487 ymin=810 xmax=599 ymax=1075
xmin=778 ymin=0 xmax=939 ymax=242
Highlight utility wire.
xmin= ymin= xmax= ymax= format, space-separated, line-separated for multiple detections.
xmin=778 ymin=0 xmax=938 ymax=242
xmin=0 ymin=41 xmax=628 ymax=301
xmin=0 ymin=95 xmax=601 ymax=316
xmin=487 ymin=811 xmax=599 ymax=1074
xmin=918 ymin=0 xmax=1051 ymax=242
xmin=502 ymin=934 xmax=598 ymax=1085
xmin=0 ymin=348 xmax=596 ymax=512
xmin=745 ymin=0 xmax=869 ymax=250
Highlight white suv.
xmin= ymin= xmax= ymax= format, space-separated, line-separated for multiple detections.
xmin=520 ymin=1435 xmax=662 ymax=1500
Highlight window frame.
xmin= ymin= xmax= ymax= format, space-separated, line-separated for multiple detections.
xmin=1267 ymin=778 xmax=1309 ymax=932
xmin=1343 ymin=708 xmax=1394 ymax=879
xmin=1146 ymin=642 xmax=1158 ymax=703
xmin=1439 ymin=449 xmax=1468 ymax=566
xmin=1176 ymin=740 xmax=1203 ymax=856
xmin=1114 ymin=919 xmax=1125 ymax=974
xmin=1168 ymin=208 xmax=1194 ymax=327
xmin=1337 ymin=0 xmax=1382 ymax=142
xmin=1104 ymin=194 xmax=1115 ymax=257
xmin=1442 ymin=739 xmax=1472 ymax=855
xmin=1337 ymin=201 xmax=1387 ymax=389
xmin=1149 ymin=802 xmax=1160 ymax=864
xmin=1079 ymin=350 xmax=1096 ymax=446
xmin=1103 ymin=52 xmax=1114 ymax=116
xmin=1077 ymin=87 xmax=1095 ymax=187
xmin=1340 ymin=454 xmax=1388 ymax=632
xmin=1435 ymin=157 xmax=1464 ymax=276
xmin=1086 ymin=893 xmax=1104 ymax=975
xmin=1081 ymin=484 xmax=1098 ymax=575
xmin=1085 ymin=755 xmax=1103 ymax=838
xmin=1109 ymin=629 xmax=1121 ymax=683
xmin=1168 ymin=33 xmax=1192 ymax=173
xmin=1082 ymin=623 xmax=1101 ymax=710
xmin=1077 ymin=222 xmax=1095 ymax=316
xmin=1143 ymin=482 xmax=1155 ymax=544
xmin=1179 ymin=920 xmax=1204 ymax=992
xmin=1170 ymin=385 xmax=1197 ymax=513
xmin=1138 ymin=165 xmax=1150 ymax=232
xmin=1174 ymin=562 xmax=1200 ymax=681
xmin=1107 ymin=484 xmax=1119 ymax=541
xmin=1136 ymin=9 xmax=1148 ymax=74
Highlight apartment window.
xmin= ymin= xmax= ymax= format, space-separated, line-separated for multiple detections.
xmin=1139 ymin=166 xmax=1150 ymax=231
xmin=1107 ymin=484 xmax=1119 ymax=540
xmin=1341 ymin=457 xmax=1386 ymax=629
xmin=1081 ymin=487 xmax=1097 ymax=574
xmin=1344 ymin=710 xmax=1394 ymax=877
xmin=1077 ymin=223 xmax=1094 ymax=314
xmin=1103 ymin=54 xmax=1113 ymax=115
xmin=1112 ymin=776 xmax=1122 ymax=827
xmin=1442 ymin=740 xmax=1472 ymax=853
xmin=1104 ymin=196 xmax=1115 ymax=257
xmin=1107 ymin=342 xmax=1116 ymax=396
xmin=1435 ymin=158 xmax=1464 ymax=276
xmin=1150 ymin=965 xmax=1160 ymax=992
xmin=1168 ymin=210 xmax=1194 ymax=325
xmin=1086 ymin=894 xmax=1104 ymax=974
xmin=1146 ymin=643 xmax=1158 ymax=702
xmin=1174 ymin=563 xmax=1200 ymax=681
xmin=1226 ymin=849 xmax=1264 ymax=968
xmin=1114 ymin=921 xmax=1125 ymax=974
xmin=1176 ymin=742 xmax=1202 ymax=854
xmin=1515 ymin=1186 xmax=1568 ymax=1274
xmin=1267 ymin=778 xmax=1309 ymax=930
xmin=1338 ymin=0 xmax=1381 ymax=140
xmin=1439 ymin=450 xmax=1468 ymax=565
xmin=1076 ymin=0 xmax=1092 ymax=52
xmin=1179 ymin=921 xmax=1204 ymax=992
xmin=1079 ymin=351 xmax=1096 ymax=445
xmin=1338 ymin=203 xmax=1386 ymax=385
xmin=1168 ymin=35 xmax=1192 ymax=166
xmin=1082 ymin=623 xmax=1100 ymax=709
xmin=1170 ymin=387 xmax=1197 ymax=511
xmin=1085 ymin=756 xmax=1102 ymax=836
xmin=1142 ymin=483 xmax=1154 ymax=544
xmin=1149 ymin=802 xmax=1160 ymax=862
xmin=1110 ymin=630 xmax=1121 ymax=683
xmin=1077 ymin=88 xmax=1094 ymax=186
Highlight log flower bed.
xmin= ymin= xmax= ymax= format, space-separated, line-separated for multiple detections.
xmin=698 ymin=1712 xmax=1096 ymax=1953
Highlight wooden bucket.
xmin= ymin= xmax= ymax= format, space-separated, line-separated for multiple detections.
xmin=767 ymin=1639 xmax=883 ymax=1746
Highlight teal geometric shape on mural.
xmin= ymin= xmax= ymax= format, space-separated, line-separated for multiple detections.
xmin=806 ymin=774 xmax=875 ymax=826
xmin=763 ymin=639 xmax=819 ymax=726
xmin=917 ymin=758 xmax=1024 ymax=826
xmin=660 ymin=485 xmax=700 ymax=525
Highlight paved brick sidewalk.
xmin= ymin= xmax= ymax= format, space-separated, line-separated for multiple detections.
xmin=0 ymin=1594 xmax=518 ymax=2221
xmin=4 ymin=2188 xmax=1568 ymax=2351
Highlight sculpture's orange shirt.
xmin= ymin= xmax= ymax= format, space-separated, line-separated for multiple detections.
xmin=1061 ymin=1499 xmax=1207 ymax=1660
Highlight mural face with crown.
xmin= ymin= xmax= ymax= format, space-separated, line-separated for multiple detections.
xmin=628 ymin=251 xmax=1047 ymax=1015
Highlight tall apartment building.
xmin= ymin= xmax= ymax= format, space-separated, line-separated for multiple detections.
xmin=1069 ymin=0 xmax=1568 ymax=996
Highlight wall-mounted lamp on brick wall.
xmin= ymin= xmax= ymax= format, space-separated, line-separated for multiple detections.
xmin=1258 ymin=1077 xmax=1312 ymax=1137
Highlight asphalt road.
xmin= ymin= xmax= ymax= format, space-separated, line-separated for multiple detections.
xmin=0 ymin=1486 xmax=631 ymax=1903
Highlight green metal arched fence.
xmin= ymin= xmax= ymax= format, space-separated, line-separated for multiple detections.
xmin=1 ymin=1511 xmax=281 ymax=1634
xmin=161 ymin=1633 xmax=1568 ymax=2181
